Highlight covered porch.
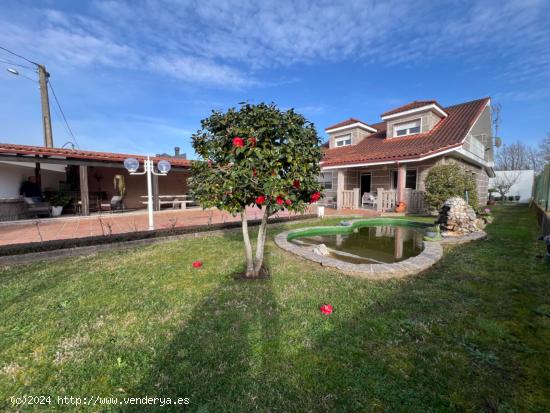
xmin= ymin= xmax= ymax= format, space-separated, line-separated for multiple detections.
xmin=321 ymin=163 xmax=428 ymax=214
xmin=0 ymin=143 xmax=193 ymax=221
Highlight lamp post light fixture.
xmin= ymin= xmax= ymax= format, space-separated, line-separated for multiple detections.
xmin=124 ymin=156 xmax=171 ymax=231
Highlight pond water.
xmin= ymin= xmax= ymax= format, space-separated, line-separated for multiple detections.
xmin=290 ymin=225 xmax=425 ymax=264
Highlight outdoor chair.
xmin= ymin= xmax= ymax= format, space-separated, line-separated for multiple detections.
xmin=361 ymin=192 xmax=377 ymax=209
xmin=23 ymin=197 xmax=51 ymax=218
xmin=100 ymin=196 xmax=125 ymax=212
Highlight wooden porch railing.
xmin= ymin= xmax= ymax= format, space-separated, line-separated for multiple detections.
xmin=341 ymin=189 xmax=360 ymax=209
xmin=376 ymin=188 xmax=397 ymax=212
xmin=338 ymin=187 xmax=426 ymax=213
xmin=375 ymin=188 xmax=426 ymax=213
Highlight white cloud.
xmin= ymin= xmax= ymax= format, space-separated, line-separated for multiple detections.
xmin=1 ymin=0 xmax=549 ymax=88
xmin=150 ymin=55 xmax=256 ymax=88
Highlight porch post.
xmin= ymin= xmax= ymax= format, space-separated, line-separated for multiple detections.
xmin=353 ymin=187 xmax=360 ymax=209
xmin=34 ymin=161 xmax=41 ymax=185
xmin=336 ymin=169 xmax=345 ymax=210
xmin=152 ymin=174 xmax=160 ymax=211
xmin=79 ymin=165 xmax=89 ymax=216
xmin=396 ymin=164 xmax=406 ymax=204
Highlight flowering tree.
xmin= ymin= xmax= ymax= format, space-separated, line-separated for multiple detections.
xmin=189 ymin=103 xmax=323 ymax=278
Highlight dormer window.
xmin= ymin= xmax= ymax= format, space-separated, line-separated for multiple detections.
xmin=394 ymin=119 xmax=421 ymax=137
xmin=335 ymin=134 xmax=352 ymax=147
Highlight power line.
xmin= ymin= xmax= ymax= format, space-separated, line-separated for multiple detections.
xmin=48 ymin=80 xmax=80 ymax=149
xmin=50 ymin=90 xmax=74 ymax=143
xmin=0 ymin=58 xmax=36 ymax=71
xmin=0 ymin=45 xmax=39 ymax=66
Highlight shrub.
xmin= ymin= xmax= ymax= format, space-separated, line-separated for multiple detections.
xmin=424 ymin=163 xmax=478 ymax=211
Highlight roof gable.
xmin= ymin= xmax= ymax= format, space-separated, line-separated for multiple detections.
xmin=381 ymin=100 xmax=448 ymax=120
xmin=324 ymin=118 xmax=377 ymax=133
xmin=322 ymin=97 xmax=490 ymax=167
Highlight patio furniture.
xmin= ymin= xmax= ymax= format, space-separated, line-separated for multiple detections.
xmin=23 ymin=197 xmax=51 ymax=217
xmin=361 ymin=192 xmax=377 ymax=208
xmin=141 ymin=195 xmax=197 ymax=209
xmin=100 ymin=196 xmax=125 ymax=212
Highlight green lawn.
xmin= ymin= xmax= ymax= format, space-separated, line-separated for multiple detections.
xmin=1 ymin=206 xmax=549 ymax=412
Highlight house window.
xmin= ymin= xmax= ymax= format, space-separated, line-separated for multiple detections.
xmin=391 ymin=169 xmax=418 ymax=190
xmin=319 ymin=172 xmax=333 ymax=190
xmin=394 ymin=119 xmax=421 ymax=137
xmin=335 ymin=134 xmax=352 ymax=147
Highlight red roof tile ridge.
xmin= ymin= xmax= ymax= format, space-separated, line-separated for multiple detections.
xmin=0 ymin=142 xmax=192 ymax=166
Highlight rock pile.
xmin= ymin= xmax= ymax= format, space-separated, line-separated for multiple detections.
xmin=437 ymin=197 xmax=483 ymax=234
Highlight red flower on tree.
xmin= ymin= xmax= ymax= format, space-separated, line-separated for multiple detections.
xmin=310 ymin=191 xmax=321 ymax=203
xmin=320 ymin=304 xmax=333 ymax=314
xmin=192 ymin=260 xmax=203 ymax=268
xmin=252 ymin=169 xmax=257 ymax=177
xmin=276 ymin=196 xmax=284 ymax=205
xmin=293 ymin=180 xmax=301 ymax=189
xmin=285 ymin=199 xmax=292 ymax=206
xmin=248 ymin=137 xmax=257 ymax=146
xmin=232 ymin=137 xmax=244 ymax=147
xmin=256 ymin=195 xmax=266 ymax=205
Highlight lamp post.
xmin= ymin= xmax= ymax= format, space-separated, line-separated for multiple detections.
xmin=124 ymin=156 xmax=171 ymax=230
xmin=6 ymin=65 xmax=53 ymax=147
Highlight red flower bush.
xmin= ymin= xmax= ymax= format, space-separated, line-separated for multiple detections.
xmin=310 ymin=191 xmax=321 ymax=203
xmin=276 ymin=196 xmax=284 ymax=205
xmin=285 ymin=199 xmax=292 ymax=206
xmin=320 ymin=304 xmax=333 ymax=314
xmin=293 ymin=180 xmax=301 ymax=189
xmin=192 ymin=260 xmax=203 ymax=268
xmin=256 ymin=195 xmax=266 ymax=205
xmin=232 ymin=137 xmax=244 ymax=147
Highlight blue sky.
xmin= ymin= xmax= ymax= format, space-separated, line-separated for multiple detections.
xmin=0 ymin=0 xmax=549 ymax=159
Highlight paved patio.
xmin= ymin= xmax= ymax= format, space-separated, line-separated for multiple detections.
xmin=0 ymin=206 xmax=377 ymax=246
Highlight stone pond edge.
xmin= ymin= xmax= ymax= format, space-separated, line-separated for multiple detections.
xmin=274 ymin=219 xmax=487 ymax=280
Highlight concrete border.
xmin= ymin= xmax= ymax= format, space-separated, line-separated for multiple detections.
xmin=274 ymin=219 xmax=486 ymax=280
xmin=0 ymin=228 xmax=241 ymax=268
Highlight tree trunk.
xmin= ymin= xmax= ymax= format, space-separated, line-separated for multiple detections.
xmin=253 ymin=207 xmax=270 ymax=274
xmin=241 ymin=210 xmax=255 ymax=277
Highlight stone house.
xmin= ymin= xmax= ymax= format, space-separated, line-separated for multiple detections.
xmin=320 ymin=97 xmax=495 ymax=212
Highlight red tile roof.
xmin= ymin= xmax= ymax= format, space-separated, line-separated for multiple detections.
xmin=0 ymin=143 xmax=192 ymax=168
xmin=325 ymin=118 xmax=377 ymax=131
xmin=322 ymin=97 xmax=489 ymax=167
xmin=381 ymin=100 xmax=446 ymax=117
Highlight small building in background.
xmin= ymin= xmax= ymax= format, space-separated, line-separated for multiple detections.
xmin=489 ymin=170 xmax=535 ymax=203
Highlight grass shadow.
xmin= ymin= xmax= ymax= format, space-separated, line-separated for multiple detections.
xmin=119 ymin=276 xmax=281 ymax=412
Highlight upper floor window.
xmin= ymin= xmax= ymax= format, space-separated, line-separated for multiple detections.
xmin=394 ymin=119 xmax=421 ymax=137
xmin=335 ymin=134 xmax=352 ymax=147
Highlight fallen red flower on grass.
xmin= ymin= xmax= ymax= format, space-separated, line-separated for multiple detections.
xmin=192 ymin=260 xmax=203 ymax=268
xmin=320 ymin=304 xmax=333 ymax=314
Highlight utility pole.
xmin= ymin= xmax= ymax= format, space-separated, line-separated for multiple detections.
xmin=37 ymin=64 xmax=53 ymax=148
